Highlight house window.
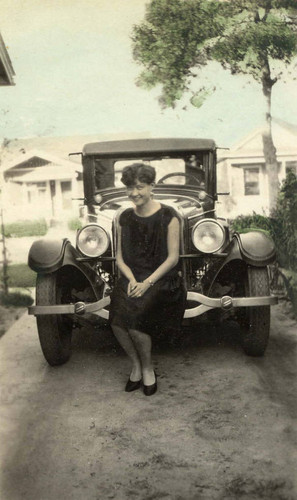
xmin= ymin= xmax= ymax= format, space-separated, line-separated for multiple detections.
xmin=244 ymin=168 xmax=260 ymax=195
xmin=285 ymin=161 xmax=297 ymax=175
xmin=27 ymin=182 xmax=47 ymax=204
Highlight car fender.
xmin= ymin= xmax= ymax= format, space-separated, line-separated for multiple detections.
xmin=205 ymin=230 xmax=276 ymax=295
xmin=232 ymin=230 xmax=276 ymax=266
xmin=28 ymin=238 xmax=105 ymax=298
xmin=28 ymin=238 xmax=96 ymax=277
xmin=28 ymin=238 xmax=72 ymax=273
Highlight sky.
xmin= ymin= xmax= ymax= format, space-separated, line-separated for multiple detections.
xmin=1 ymin=0 xmax=297 ymax=148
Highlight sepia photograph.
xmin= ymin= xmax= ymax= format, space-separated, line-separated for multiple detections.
xmin=0 ymin=1 xmax=296 ymax=499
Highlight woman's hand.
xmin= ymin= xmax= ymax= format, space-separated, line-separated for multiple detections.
xmin=127 ymin=280 xmax=137 ymax=295
xmin=128 ymin=281 xmax=150 ymax=298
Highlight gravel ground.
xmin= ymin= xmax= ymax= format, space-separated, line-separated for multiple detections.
xmin=0 ymin=303 xmax=296 ymax=500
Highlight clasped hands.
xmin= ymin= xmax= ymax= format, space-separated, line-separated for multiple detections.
xmin=127 ymin=280 xmax=150 ymax=298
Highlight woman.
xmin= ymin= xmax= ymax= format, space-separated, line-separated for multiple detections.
xmin=109 ymin=163 xmax=186 ymax=396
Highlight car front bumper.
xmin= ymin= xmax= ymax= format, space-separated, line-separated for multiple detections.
xmin=28 ymin=292 xmax=278 ymax=320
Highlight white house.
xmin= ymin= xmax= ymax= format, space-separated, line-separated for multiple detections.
xmin=0 ymin=150 xmax=83 ymax=223
xmin=217 ymin=119 xmax=297 ymax=218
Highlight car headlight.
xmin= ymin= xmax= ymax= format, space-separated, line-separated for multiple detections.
xmin=192 ymin=219 xmax=225 ymax=253
xmin=77 ymin=224 xmax=110 ymax=257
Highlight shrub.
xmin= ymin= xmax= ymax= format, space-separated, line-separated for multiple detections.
xmin=4 ymin=219 xmax=47 ymax=238
xmin=231 ymin=172 xmax=297 ymax=267
xmin=0 ymin=291 xmax=33 ymax=307
xmin=272 ymin=170 xmax=297 ymax=271
xmin=231 ymin=213 xmax=275 ymax=236
xmin=279 ymin=269 xmax=297 ymax=316
xmin=67 ymin=217 xmax=82 ymax=231
xmin=6 ymin=264 xmax=36 ymax=288
xmin=231 ymin=171 xmax=297 ymax=316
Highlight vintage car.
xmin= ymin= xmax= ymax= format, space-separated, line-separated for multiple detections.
xmin=28 ymin=138 xmax=277 ymax=366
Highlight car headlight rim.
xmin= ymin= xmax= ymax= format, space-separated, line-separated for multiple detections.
xmin=77 ymin=224 xmax=110 ymax=257
xmin=192 ymin=218 xmax=225 ymax=254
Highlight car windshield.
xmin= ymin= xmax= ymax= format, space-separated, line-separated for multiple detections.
xmin=92 ymin=154 xmax=209 ymax=191
xmin=114 ymin=158 xmax=205 ymax=187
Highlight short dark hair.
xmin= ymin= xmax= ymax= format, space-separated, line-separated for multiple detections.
xmin=121 ymin=163 xmax=156 ymax=186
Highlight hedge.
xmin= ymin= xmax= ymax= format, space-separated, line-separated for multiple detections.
xmin=67 ymin=217 xmax=83 ymax=231
xmin=4 ymin=219 xmax=47 ymax=238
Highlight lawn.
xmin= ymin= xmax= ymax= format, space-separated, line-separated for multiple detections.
xmin=0 ymin=263 xmax=35 ymax=337
xmin=7 ymin=263 xmax=36 ymax=288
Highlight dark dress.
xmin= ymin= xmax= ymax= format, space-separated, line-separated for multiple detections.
xmin=109 ymin=205 xmax=186 ymax=337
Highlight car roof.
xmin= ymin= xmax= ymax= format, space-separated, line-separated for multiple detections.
xmin=82 ymin=138 xmax=216 ymax=156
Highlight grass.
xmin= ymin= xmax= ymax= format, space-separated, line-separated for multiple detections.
xmin=0 ymin=264 xmax=35 ymax=336
xmin=0 ymin=292 xmax=32 ymax=338
xmin=0 ymin=291 xmax=33 ymax=307
xmin=6 ymin=263 xmax=36 ymax=288
xmin=4 ymin=219 xmax=47 ymax=238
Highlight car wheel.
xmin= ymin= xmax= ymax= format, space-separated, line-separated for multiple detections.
xmin=36 ymin=272 xmax=73 ymax=366
xmin=239 ymin=266 xmax=270 ymax=357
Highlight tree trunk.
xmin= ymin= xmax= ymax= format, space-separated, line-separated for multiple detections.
xmin=261 ymin=62 xmax=279 ymax=213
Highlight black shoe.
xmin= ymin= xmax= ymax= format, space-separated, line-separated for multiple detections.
xmin=143 ymin=372 xmax=157 ymax=396
xmin=125 ymin=378 xmax=142 ymax=392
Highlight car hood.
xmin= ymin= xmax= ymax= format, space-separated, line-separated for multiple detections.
xmin=88 ymin=191 xmax=214 ymax=235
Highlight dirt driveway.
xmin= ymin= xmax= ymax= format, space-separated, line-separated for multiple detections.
xmin=0 ymin=303 xmax=296 ymax=500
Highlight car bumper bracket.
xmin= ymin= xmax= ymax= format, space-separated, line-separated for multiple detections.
xmin=28 ymin=292 xmax=278 ymax=320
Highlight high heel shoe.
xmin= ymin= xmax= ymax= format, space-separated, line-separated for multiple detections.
xmin=143 ymin=371 xmax=157 ymax=396
xmin=125 ymin=378 xmax=142 ymax=392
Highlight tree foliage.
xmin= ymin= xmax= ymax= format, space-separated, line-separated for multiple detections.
xmin=132 ymin=0 xmax=297 ymax=107
xmin=132 ymin=0 xmax=222 ymax=107
xmin=132 ymin=0 xmax=297 ymax=211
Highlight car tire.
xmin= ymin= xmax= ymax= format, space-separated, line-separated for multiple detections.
xmin=36 ymin=272 xmax=73 ymax=366
xmin=240 ymin=266 xmax=270 ymax=357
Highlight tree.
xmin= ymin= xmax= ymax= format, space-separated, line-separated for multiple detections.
xmin=132 ymin=0 xmax=297 ymax=211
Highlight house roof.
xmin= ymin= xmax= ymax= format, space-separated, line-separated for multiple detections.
xmin=218 ymin=118 xmax=297 ymax=161
xmin=1 ymin=149 xmax=81 ymax=174
xmin=11 ymin=165 xmax=79 ymax=183
xmin=0 ymin=32 xmax=15 ymax=86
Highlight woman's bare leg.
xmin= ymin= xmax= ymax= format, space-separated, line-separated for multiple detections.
xmin=111 ymin=325 xmax=142 ymax=381
xmin=128 ymin=329 xmax=155 ymax=386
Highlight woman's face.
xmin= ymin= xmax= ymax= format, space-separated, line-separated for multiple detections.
xmin=126 ymin=179 xmax=154 ymax=207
